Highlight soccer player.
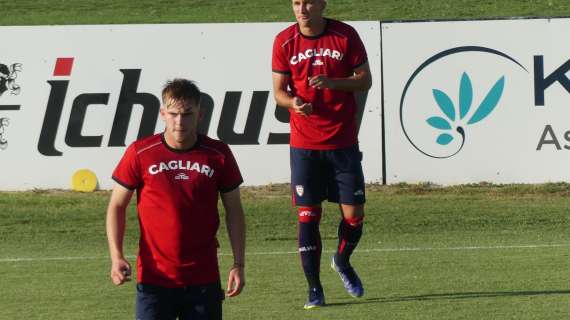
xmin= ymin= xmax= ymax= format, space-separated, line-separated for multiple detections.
xmin=271 ymin=0 xmax=372 ymax=309
xmin=106 ymin=79 xmax=246 ymax=320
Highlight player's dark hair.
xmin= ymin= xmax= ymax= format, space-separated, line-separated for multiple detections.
xmin=162 ymin=78 xmax=201 ymax=107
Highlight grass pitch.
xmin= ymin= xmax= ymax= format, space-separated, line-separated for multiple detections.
xmin=1 ymin=1 xmax=570 ymax=319
xmin=1 ymin=0 xmax=570 ymax=25
xmin=2 ymin=184 xmax=570 ymax=319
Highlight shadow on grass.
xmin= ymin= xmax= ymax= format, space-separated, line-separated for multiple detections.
xmin=326 ymin=289 xmax=570 ymax=307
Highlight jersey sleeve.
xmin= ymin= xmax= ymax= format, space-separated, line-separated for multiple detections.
xmin=348 ymin=27 xmax=368 ymax=69
xmin=272 ymin=35 xmax=290 ymax=74
xmin=219 ymin=144 xmax=244 ymax=193
xmin=112 ymin=143 xmax=142 ymax=190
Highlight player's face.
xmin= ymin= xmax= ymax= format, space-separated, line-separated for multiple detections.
xmin=160 ymin=98 xmax=200 ymax=145
xmin=292 ymin=0 xmax=325 ymax=27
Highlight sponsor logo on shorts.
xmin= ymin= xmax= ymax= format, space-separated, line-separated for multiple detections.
xmin=354 ymin=189 xmax=364 ymax=196
xmin=295 ymin=185 xmax=304 ymax=197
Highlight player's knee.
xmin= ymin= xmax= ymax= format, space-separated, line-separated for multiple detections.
xmin=298 ymin=206 xmax=322 ymax=223
xmin=340 ymin=203 xmax=364 ymax=218
xmin=344 ymin=215 xmax=364 ymax=227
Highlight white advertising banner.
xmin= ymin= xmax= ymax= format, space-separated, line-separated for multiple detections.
xmin=382 ymin=18 xmax=570 ymax=184
xmin=0 ymin=22 xmax=382 ymax=190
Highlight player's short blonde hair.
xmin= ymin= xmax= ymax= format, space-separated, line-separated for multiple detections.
xmin=162 ymin=78 xmax=201 ymax=108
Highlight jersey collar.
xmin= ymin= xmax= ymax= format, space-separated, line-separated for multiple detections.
xmin=297 ymin=18 xmax=329 ymax=39
xmin=160 ymin=133 xmax=202 ymax=153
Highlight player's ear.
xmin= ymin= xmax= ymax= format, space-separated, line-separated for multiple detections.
xmin=159 ymin=106 xmax=166 ymax=120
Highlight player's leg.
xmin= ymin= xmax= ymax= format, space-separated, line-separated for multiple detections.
xmin=336 ymin=203 xmax=364 ymax=271
xmin=290 ymin=147 xmax=326 ymax=308
xmin=325 ymin=145 xmax=366 ymax=298
xmin=179 ymin=282 xmax=224 ymax=320
xmin=297 ymin=205 xmax=324 ymax=309
xmin=135 ymin=283 xmax=178 ymax=320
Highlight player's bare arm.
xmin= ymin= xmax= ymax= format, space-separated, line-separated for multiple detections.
xmin=308 ymin=61 xmax=372 ymax=91
xmin=272 ymin=72 xmax=313 ymax=116
xmin=106 ymin=183 xmax=134 ymax=286
xmin=221 ymin=187 xmax=246 ymax=297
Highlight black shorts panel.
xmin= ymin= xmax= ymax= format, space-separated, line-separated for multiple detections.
xmin=290 ymin=145 xmax=366 ymax=206
xmin=135 ymin=282 xmax=224 ymax=320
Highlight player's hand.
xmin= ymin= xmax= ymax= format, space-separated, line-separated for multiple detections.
xmin=292 ymin=96 xmax=313 ymax=116
xmin=226 ymin=265 xmax=245 ymax=297
xmin=110 ymin=258 xmax=132 ymax=286
xmin=308 ymin=75 xmax=334 ymax=90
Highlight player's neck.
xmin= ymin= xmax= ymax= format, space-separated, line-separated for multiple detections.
xmin=299 ymin=17 xmax=326 ymax=37
xmin=163 ymin=132 xmax=198 ymax=150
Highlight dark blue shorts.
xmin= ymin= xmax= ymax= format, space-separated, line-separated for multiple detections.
xmin=290 ymin=145 xmax=366 ymax=206
xmin=135 ymin=282 xmax=224 ymax=320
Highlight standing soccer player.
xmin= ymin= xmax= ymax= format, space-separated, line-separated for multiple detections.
xmin=272 ymin=0 xmax=372 ymax=309
xmin=106 ymin=79 xmax=246 ymax=320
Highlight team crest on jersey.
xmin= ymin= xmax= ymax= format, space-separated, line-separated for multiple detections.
xmin=295 ymin=185 xmax=304 ymax=197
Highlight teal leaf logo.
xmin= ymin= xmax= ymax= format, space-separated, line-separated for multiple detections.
xmin=436 ymin=133 xmax=454 ymax=145
xmin=467 ymin=76 xmax=505 ymax=125
xmin=459 ymin=72 xmax=472 ymax=120
xmin=432 ymin=89 xmax=455 ymax=121
xmin=427 ymin=72 xmax=505 ymax=146
xmin=426 ymin=116 xmax=452 ymax=130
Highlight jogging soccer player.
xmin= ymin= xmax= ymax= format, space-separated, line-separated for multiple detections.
xmin=272 ymin=0 xmax=372 ymax=309
xmin=106 ymin=79 xmax=246 ymax=320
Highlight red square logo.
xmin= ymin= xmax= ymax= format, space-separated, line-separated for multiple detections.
xmin=53 ymin=57 xmax=74 ymax=76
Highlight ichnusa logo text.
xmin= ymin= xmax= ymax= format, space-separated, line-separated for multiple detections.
xmin=399 ymin=46 xmax=528 ymax=159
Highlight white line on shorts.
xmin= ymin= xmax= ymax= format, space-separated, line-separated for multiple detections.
xmin=1 ymin=243 xmax=569 ymax=263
